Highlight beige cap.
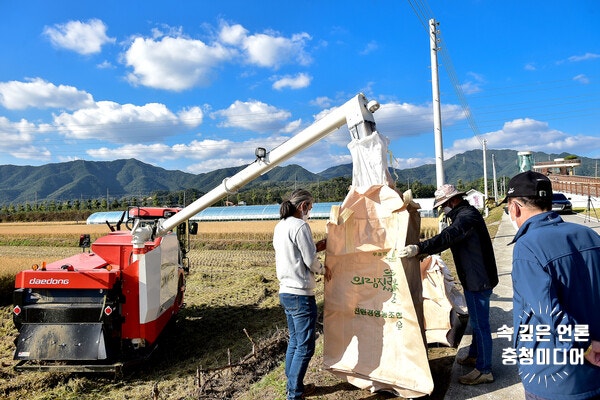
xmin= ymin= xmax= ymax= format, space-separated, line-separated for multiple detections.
xmin=433 ymin=184 xmax=465 ymax=208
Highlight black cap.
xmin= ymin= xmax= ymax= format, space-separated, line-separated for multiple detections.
xmin=500 ymin=170 xmax=552 ymax=203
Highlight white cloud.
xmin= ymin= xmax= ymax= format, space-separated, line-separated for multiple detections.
xmin=87 ymin=138 xmax=238 ymax=167
xmin=123 ymin=22 xmax=313 ymax=91
xmin=177 ymin=106 xmax=204 ymax=127
xmin=124 ymin=35 xmax=234 ymax=91
xmin=197 ymin=118 xmax=343 ymax=174
xmin=43 ymin=19 xmax=115 ymax=55
xmin=150 ymin=24 xmax=184 ymax=39
xmin=460 ymin=72 xmax=486 ymax=95
xmin=573 ymin=74 xmax=590 ymax=84
xmin=218 ymin=22 xmax=311 ymax=69
xmin=372 ymin=101 xmax=465 ymax=139
xmin=10 ymin=145 xmax=51 ymax=160
xmin=174 ymin=138 xmax=238 ymax=160
xmin=286 ymin=151 xmax=353 ymax=174
xmin=185 ymin=158 xmax=249 ymax=173
xmin=359 ymin=41 xmax=379 ymax=55
xmin=57 ymin=155 xmax=82 ymax=163
xmin=568 ymin=52 xmax=600 ymax=62
xmin=241 ymin=31 xmax=312 ymax=68
xmin=204 ymin=131 xmax=350 ymax=173
xmin=53 ymin=101 xmax=201 ymax=143
xmin=307 ymin=101 xmax=465 ymax=150
xmin=85 ymin=128 xmax=351 ymax=174
xmin=461 ymin=82 xmax=482 ymax=95
xmin=0 ymin=116 xmax=50 ymax=160
xmin=272 ymin=73 xmax=312 ymax=90
xmin=87 ymin=143 xmax=175 ymax=161
xmin=0 ymin=78 xmax=95 ymax=110
xmin=446 ymin=118 xmax=600 ymax=157
xmin=85 ymin=100 xmax=600 ymax=175
xmin=212 ymin=100 xmax=294 ymax=133
xmin=219 ymin=23 xmax=248 ymax=46
xmin=97 ymin=60 xmax=115 ymax=69
xmin=524 ymin=63 xmax=536 ymax=71
xmin=310 ymin=96 xmax=333 ymax=108
xmin=0 ymin=116 xmax=36 ymax=145
xmin=87 ymin=137 xmax=264 ymax=173
xmin=390 ymin=156 xmax=437 ymax=170
xmin=281 ymin=118 xmax=302 ymax=133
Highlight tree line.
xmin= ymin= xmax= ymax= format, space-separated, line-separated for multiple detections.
xmin=0 ymin=175 xmax=493 ymax=223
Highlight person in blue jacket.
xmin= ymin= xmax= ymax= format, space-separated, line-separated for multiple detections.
xmin=503 ymin=170 xmax=600 ymax=400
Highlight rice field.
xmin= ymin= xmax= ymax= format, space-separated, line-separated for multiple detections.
xmin=0 ymin=218 xmax=438 ymax=275
xmin=0 ymin=216 xmax=444 ymax=400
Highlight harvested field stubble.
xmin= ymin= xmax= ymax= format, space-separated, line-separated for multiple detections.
xmin=0 ymin=245 xmax=289 ymax=399
xmin=0 ymin=217 xmax=453 ymax=400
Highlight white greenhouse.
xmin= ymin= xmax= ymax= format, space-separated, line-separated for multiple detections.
xmin=86 ymin=202 xmax=341 ymax=224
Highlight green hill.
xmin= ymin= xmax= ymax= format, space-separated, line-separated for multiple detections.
xmin=0 ymin=150 xmax=595 ymax=204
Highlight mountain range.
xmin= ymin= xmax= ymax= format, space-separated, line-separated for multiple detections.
xmin=0 ymin=149 xmax=597 ymax=204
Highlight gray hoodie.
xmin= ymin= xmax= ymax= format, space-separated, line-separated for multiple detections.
xmin=273 ymin=216 xmax=323 ymax=295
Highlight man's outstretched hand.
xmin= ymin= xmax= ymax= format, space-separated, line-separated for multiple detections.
xmin=399 ymin=244 xmax=419 ymax=258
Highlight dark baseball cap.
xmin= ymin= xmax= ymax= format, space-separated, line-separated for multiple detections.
xmin=500 ymin=170 xmax=553 ymax=203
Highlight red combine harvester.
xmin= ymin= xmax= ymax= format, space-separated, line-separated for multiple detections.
xmin=12 ymin=206 xmax=195 ymax=372
xmin=12 ymin=93 xmax=382 ymax=372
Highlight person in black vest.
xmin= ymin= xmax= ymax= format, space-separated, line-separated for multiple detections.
xmin=400 ymin=184 xmax=498 ymax=385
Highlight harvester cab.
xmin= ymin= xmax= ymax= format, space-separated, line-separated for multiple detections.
xmin=12 ymin=93 xmax=381 ymax=373
xmin=125 ymin=205 xmax=196 ymax=273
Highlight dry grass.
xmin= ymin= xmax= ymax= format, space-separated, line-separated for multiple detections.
xmin=0 ymin=221 xmax=108 ymax=248
xmin=199 ymin=217 xmax=436 ymax=237
xmin=0 ymin=220 xmax=107 ymax=233
xmin=1 ymin=246 xmax=78 ymax=270
xmin=419 ymin=217 xmax=440 ymax=239
xmin=197 ymin=220 xmax=327 ymax=234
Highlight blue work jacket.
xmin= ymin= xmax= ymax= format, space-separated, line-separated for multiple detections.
xmin=511 ymin=211 xmax=600 ymax=400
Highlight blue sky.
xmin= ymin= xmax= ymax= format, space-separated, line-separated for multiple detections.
xmin=0 ymin=0 xmax=598 ymax=175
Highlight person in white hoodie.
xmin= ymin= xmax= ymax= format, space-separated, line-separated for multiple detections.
xmin=273 ymin=189 xmax=328 ymax=400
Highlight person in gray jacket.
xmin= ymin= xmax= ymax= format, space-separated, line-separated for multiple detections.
xmin=400 ymin=184 xmax=498 ymax=385
xmin=273 ymin=189 xmax=328 ymax=400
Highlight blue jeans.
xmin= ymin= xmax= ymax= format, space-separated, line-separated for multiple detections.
xmin=279 ymin=293 xmax=317 ymax=400
xmin=464 ymin=289 xmax=493 ymax=374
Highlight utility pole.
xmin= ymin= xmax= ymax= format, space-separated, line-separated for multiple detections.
xmin=482 ymin=139 xmax=488 ymax=215
xmin=492 ymin=153 xmax=498 ymax=205
xmin=430 ymin=19 xmax=444 ymax=189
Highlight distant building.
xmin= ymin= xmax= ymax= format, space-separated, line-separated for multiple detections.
xmin=533 ymin=158 xmax=581 ymax=176
xmin=415 ymin=198 xmax=436 ymax=218
xmin=465 ymin=189 xmax=485 ymax=210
